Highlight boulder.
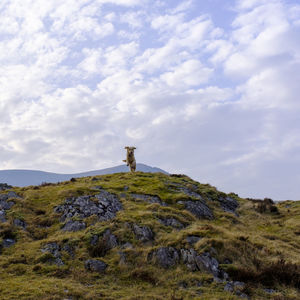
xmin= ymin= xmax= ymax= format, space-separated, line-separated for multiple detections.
xmin=186 ymin=235 xmax=202 ymax=245
xmin=0 ymin=210 xmax=6 ymax=223
xmin=2 ymin=238 xmax=16 ymax=248
xmin=133 ymin=224 xmax=154 ymax=242
xmin=158 ymin=217 xmax=185 ymax=229
xmin=14 ymin=219 xmax=26 ymax=229
xmin=41 ymin=242 xmax=64 ymax=266
xmin=54 ymin=190 xmax=122 ymax=228
xmin=149 ymin=247 xmax=180 ymax=268
xmin=84 ymin=259 xmax=107 ymax=273
xmin=178 ymin=200 xmax=214 ymax=220
xmin=218 ymin=196 xmax=239 ymax=214
xmin=62 ymin=220 xmax=86 ymax=232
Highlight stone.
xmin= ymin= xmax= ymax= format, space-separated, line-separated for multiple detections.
xmin=149 ymin=247 xmax=180 ymax=268
xmin=158 ymin=217 xmax=185 ymax=229
xmin=121 ymin=242 xmax=133 ymax=249
xmin=186 ymin=235 xmax=201 ymax=245
xmin=178 ymin=200 xmax=214 ymax=220
xmin=131 ymin=193 xmax=167 ymax=206
xmin=14 ymin=219 xmax=26 ymax=229
xmin=102 ymin=229 xmax=118 ymax=249
xmin=218 ymin=196 xmax=239 ymax=214
xmin=224 ymin=282 xmax=234 ymax=292
xmin=263 ymin=288 xmax=276 ymax=294
xmin=133 ymin=224 xmax=154 ymax=242
xmin=0 ymin=183 xmax=12 ymax=191
xmin=2 ymin=238 xmax=16 ymax=247
xmin=84 ymin=259 xmax=107 ymax=273
xmin=54 ymin=190 xmax=122 ymax=228
xmin=41 ymin=242 xmax=64 ymax=266
xmin=62 ymin=220 xmax=86 ymax=232
xmin=0 ymin=210 xmax=6 ymax=223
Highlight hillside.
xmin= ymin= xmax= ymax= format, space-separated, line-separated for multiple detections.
xmin=0 ymin=172 xmax=299 ymax=300
xmin=0 ymin=164 xmax=167 ymax=187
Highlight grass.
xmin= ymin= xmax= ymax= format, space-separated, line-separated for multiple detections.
xmin=0 ymin=172 xmax=299 ymax=299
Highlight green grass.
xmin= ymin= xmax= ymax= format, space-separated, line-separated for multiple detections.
xmin=0 ymin=172 xmax=299 ymax=299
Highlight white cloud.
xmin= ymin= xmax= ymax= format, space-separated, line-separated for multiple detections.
xmin=0 ymin=0 xmax=299 ymax=200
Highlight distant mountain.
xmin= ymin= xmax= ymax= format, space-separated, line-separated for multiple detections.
xmin=0 ymin=163 xmax=168 ymax=187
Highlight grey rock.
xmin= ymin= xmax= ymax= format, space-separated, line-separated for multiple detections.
xmin=263 ymin=289 xmax=276 ymax=294
xmin=218 ymin=196 xmax=239 ymax=214
xmin=133 ymin=224 xmax=154 ymax=242
xmin=62 ymin=220 xmax=86 ymax=232
xmin=0 ymin=183 xmax=12 ymax=191
xmin=150 ymin=247 xmax=180 ymax=268
xmin=54 ymin=190 xmax=122 ymax=226
xmin=158 ymin=217 xmax=185 ymax=229
xmin=0 ymin=199 xmax=15 ymax=210
xmin=102 ymin=229 xmax=118 ymax=249
xmin=224 ymin=282 xmax=234 ymax=292
xmin=131 ymin=193 xmax=167 ymax=206
xmin=0 ymin=210 xmax=6 ymax=223
xmin=62 ymin=244 xmax=75 ymax=258
xmin=167 ymin=182 xmax=202 ymax=199
xmin=14 ymin=219 xmax=26 ymax=229
xmin=186 ymin=235 xmax=201 ymax=245
xmin=178 ymin=200 xmax=214 ymax=220
xmin=121 ymin=242 xmax=133 ymax=249
xmin=84 ymin=259 xmax=107 ymax=273
xmin=41 ymin=242 xmax=64 ymax=266
xmin=2 ymin=238 xmax=16 ymax=247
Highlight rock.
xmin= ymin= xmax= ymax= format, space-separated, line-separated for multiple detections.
xmin=263 ymin=288 xmax=276 ymax=294
xmin=0 ymin=183 xmax=12 ymax=191
xmin=0 ymin=199 xmax=15 ymax=210
xmin=54 ymin=190 xmax=122 ymax=226
xmin=158 ymin=217 xmax=185 ymax=229
xmin=178 ymin=200 xmax=214 ymax=220
xmin=149 ymin=247 xmax=180 ymax=268
xmin=0 ymin=210 xmax=6 ymax=223
xmin=2 ymin=238 xmax=16 ymax=247
xmin=62 ymin=220 xmax=86 ymax=232
xmin=14 ymin=219 xmax=26 ymax=229
xmin=118 ymin=251 xmax=126 ymax=264
xmin=218 ymin=196 xmax=239 ymax=214
xmin=124 ymin=186 xmax=129 ymax=191
xmin=84 ymin=259 xmax=107 ymax=273
xmin=41 ymin=242 xmax=64 ymax=266
xmin=89 ymin=229 xmax=118 ymax=257
xmin=62 ymin=244 xmax=75 ymax=258
xmin=133 ymin=224 xmax=154 ymax=242
xmin=224 ymin=282 xmax=234 ymax=292
xmin=121 ymin=242 xmax=133 ymax=249
xmin=102 ymin=229 xmax=118 ymax=249
xmin=186 ymin=235 xmax=201 ymax=245
xmin=131 ymin=193 xmax=167 ymax=206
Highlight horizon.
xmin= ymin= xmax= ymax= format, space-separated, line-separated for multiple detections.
xmin=0 ymin=0 xmax=299 ymax=200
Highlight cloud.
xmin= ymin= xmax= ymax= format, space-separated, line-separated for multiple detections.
xmin=0 ymin=0 xmax=299 ymax=200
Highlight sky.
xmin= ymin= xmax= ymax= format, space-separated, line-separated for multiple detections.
xmin=0 ymin=0 xmax=299 ymax=200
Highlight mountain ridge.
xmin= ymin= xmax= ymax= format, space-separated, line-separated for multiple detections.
xmin=0 ymin=163 xmax=167 ymax=187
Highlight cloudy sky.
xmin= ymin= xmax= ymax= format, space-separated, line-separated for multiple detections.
xmin=0 ymin=0 xmax=299 ymax=200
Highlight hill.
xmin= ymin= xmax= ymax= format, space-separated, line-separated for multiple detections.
xmin=0 ymin=164 xmax=167 ymax=187
xmin=0 ymin=172 xmax=299 ymax=299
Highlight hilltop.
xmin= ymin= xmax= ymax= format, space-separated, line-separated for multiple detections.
xmin=0 ymin=172 xmax=299 ymax=300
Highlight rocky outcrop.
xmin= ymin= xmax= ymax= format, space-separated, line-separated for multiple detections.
xmin=133 ymin=224 xmax=154 ymax=242
xmin=178 ymin=200 xmax=214 ymax=220
xmin=0 ymin=183 xmax=12 ymax=191
xmin=149 ymin=247 xmax=180 ymax=268
xmin=14 ymin=219 xmax=26 ymax=229
xmin=218 ymin=196 xmax=239 ymax=214
xmin=149 ymin=247 xmax=228 ymax=281
xmin=130 ymin=194 xmax=167 ymax=206
xmin=62 ymin=220 xmax=86 ymax=232
xmin=0 ymin=192 xmax=20 ymax=224
xmin=84 ymin=259 xmax=107 ymax=273
xmin=89 ymin=229 xmax=118 ymax=257
xmin=41 ymin=242 xmax=64 ymax=266
xmin=158 ymin=217 xmax=185 ymax=229
xmin=186 ymin=235 xmax=201 ymax=245
xmin=54 ymin=190 xmax=122 ymax=229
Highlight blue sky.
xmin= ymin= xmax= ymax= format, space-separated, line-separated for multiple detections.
xmin=0 ymin=0 xmax=299 ymax=200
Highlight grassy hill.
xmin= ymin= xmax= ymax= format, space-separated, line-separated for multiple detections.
xmin=0 ymin=172 xmax=299 ymax=300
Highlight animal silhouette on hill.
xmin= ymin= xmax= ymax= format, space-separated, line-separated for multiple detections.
xmin=123 ymin=146 xmax=136 ymax=172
